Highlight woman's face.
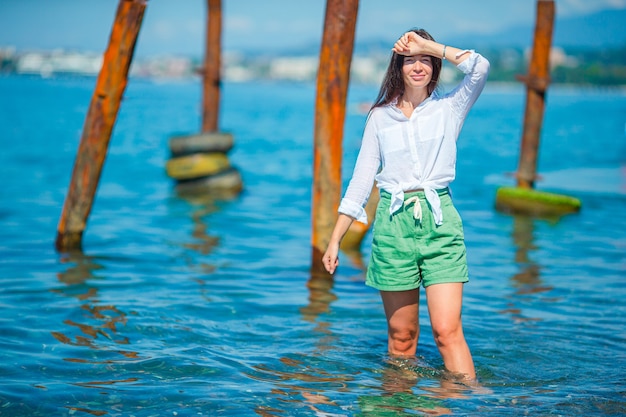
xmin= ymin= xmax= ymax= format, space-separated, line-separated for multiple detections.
xmin=402 ymin=54 xmax=433 ymax=91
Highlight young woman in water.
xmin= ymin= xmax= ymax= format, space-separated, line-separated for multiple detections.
xmin=322 ymin=28 xmax=490 ymax=380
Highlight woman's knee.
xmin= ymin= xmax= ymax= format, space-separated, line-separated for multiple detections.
xmin=431 ymin=322 xmax=464 ymax=349
xmin=388 ymin=322 xmax=419 ymax=354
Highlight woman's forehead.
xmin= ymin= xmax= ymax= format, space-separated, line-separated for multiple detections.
xmin=403 ymin=54 xmax=433 ymax=60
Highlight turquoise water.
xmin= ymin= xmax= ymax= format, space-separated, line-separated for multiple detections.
xmin=1 ymin=74 xmax=625 ymax=416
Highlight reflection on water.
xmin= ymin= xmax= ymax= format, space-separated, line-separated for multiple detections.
xmin=510 ymin=215 xmax=552 ymax=295
xmin=301 ymin=271 xmax=339 ymax=357
xmin=176 ymin=189 xmax=233 ymax=271
xmin=249 ymin=355 xmax=354 ymax=416
xmin=500 ymin=215 xmax=556 ymax=324
xmin=56 ymin=252 xmax=104 ymax=286
xmin=52 ymin=253 xmax=134 ymax=357
xmin=248 ymin=270 xmax=345 ymax=415
xmin=48 ymin=252 xmax=142 ymax=415
xmin=362 ymin=362 xmax=450 ymax=416
xmin=355 ymin=357 xmax=491 ymax=416
xmin=184 ymin=206 xmax=220 ymax=256
xmin=301 ymin=271 xmax=338 ymax=324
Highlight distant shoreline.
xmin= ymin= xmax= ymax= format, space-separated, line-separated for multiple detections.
xmin=1 ymin=72 xmax=625 ymax=95
xmin=482 ymin=81 xmax=626 ymax=94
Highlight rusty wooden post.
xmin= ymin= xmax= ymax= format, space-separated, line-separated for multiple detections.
xmin=516 ymin=0 xmax=555 ymax=189
xmin=202 ymin=0 xmax=222 ymax=133
xmin=496 ymin=0 xmax=580 ymax=217
xmin=55 ymin=0 xmax=146 ymax=251
xmin=165 ymin=0 xmax=242 ymax=195
xmin=311 ymin=0 xmax=359 ymax=271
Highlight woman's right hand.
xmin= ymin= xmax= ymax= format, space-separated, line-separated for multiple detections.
xmin=322 ymin=214 xmax=355 ymax=274
xmin=393 ymin=31 xmax=427 ymax=56
xmin=322 ymin=242 xmax=340 ymax=274
xmin=392 ymin=31 xmax=423 ymax=56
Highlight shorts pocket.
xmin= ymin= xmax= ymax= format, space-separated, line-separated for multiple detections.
xmin=440 ymin=197 xmax=465 ymax=237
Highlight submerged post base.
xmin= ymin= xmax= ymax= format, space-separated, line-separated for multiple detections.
xmin=55 ymin=230 xmax=83 ymax=252
xmin=175 ymin=167 xmax=243 ymax=198
xmin=495 ymin=186 xmax=581 ymax=218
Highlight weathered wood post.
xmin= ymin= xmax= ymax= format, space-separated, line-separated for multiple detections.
xmin=56 ymin=0 xmax=146 ymax=251
xmin=495 ymin=0 xmax=581 ymax=217
xmin=202 ymin=0 xmax=222 ymax=133
xmin=516 ymin=0 xmax=554 ymax=189
xmin=165 ymin=0 xmax=242 ymax=195
xmin=311 ymin=0 xmax=359 ymax=271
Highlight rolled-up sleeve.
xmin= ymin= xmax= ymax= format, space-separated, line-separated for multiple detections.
xmin=338 ymin=114 xmax=381 ymax=224
xmin=447 ymin=52 xmax=490 ymax=120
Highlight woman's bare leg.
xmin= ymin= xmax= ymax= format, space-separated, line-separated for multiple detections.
xmin=380 ymin=290 xmax=420 ymax=356
xmin=425 ymin=283 xmax=475 ymax=379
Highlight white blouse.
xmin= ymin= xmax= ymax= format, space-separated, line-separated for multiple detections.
xmin=338 ymin=51 xmax=490 ymax=225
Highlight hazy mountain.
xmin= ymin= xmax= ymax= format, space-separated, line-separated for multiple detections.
xmin=447 ymin=8 xmax=626 ymax=49
xmin=260 ymin=7 xmax=626 ymax=57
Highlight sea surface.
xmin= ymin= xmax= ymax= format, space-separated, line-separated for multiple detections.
xmin=0 ymin=73 xmax=625 ymax=416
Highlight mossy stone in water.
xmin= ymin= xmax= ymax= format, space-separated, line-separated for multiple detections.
xmin=495 ymin=186 xmax=581 ymax=218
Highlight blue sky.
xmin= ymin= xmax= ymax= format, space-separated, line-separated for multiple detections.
xmin=1 ymin=0 xmax=625 ymax=57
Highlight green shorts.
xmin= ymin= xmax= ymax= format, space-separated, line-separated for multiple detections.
xmin=366 ymin=188 xmax=469 ymax=291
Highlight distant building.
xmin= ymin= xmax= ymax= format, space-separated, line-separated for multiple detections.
xmin=268 ymin=57 xmax=318 ymax=81
xmin=16 ymin=50 xmax=102 ymax=77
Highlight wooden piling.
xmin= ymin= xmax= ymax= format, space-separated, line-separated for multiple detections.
xmin=496 ymin=0 xmax=581 ymax=217
xmin=202 ymin=0 xmax=222 ymax=133
xmin=516 ymin=0 xmax=554 ymax=189
xmin=165 ymin=0 xmax=242 ymax=195
xmin=311 ymin=0 xmax=359 ymax=271
xmin=56 ymin=0 xmax=146 ymax=251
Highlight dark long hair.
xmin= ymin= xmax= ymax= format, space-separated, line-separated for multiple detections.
xmin=371 ymin=28 xmax=442 ymax=110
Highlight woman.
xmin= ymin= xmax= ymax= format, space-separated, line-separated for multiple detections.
xmin=322 ymin=29 xmax=489 ymax=380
